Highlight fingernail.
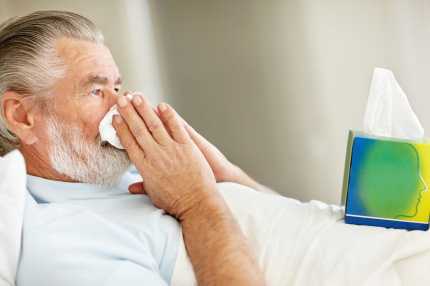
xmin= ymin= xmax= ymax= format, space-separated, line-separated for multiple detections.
xmin=158 ymin=103 xmax=167 ymax=112
xmin=114 ymin=115 xmax=123 ymax=124
xmin=118 ymin=96 xmax=128 ymax=107
xmin=125 ymin=91 xmax=133 ymax=100
xmin=133 ymin=95 xmax=142 ymax=106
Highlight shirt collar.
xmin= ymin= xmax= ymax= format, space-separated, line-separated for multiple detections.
xmin=26 ymin=168 xmax=142 ymax=204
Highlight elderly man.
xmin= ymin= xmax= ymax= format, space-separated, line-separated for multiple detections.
xmin=0 ymin=10 xmax=267 ymax=286
xmin=2 ymin=10 xmax=429 ymax=286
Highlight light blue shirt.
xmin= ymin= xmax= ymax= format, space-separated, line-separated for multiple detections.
xmin=17 ymin=169 xmax=181 ymax=285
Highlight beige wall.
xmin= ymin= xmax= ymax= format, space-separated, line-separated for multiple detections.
xmin=0 ymin=1 xmax=8 ymax=20
xmin=2 ymin=1 xmax=430 ymax=203
xmin=147 ymin=0 xmax=430 ymax=203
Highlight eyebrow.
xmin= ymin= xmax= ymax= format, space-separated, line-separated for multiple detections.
xmin=80 ymin=75 xmax=122 ymax=88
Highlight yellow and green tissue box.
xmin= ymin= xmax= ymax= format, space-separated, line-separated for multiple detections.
xmin=342 ymin=130 xmax=430 ymax=231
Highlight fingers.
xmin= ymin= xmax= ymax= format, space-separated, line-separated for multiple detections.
xmin=157 ymin=103 xmax=190 ymax=144
xmin=131 ymin=93 xmax=172 ymax=146
xmin=174 ymin=109 xmax=213 ymax=154
xmin=169 ymin=109 xmax=202 ymax=145
xmin=112 ymin=114 xmax=145 ymax=162
xmin=184 ymin=123 xmax=208 ymax=149
xmin=117 ymin=93 xmax=191 ymax=146
xmin=117 ymin=95 xmax=156 ymax=150
xmin=128 ymin=181 xmax=146 ymax=194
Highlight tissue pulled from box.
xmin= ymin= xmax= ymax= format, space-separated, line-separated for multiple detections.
xmin=363 ymin=67 xmax=424 ymax=140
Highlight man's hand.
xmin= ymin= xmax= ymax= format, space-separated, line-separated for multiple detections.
xmin=181 ymin=120 xmax=243 ymax=182
xmin=112 ymin=93 xmax=266 ymax=286
xmin=127 ymin=102 xmax=277 ymax=195
xmin=183 ymin=120 xmax=278 ymax=195
xmin=112 ymin=93 xmax=218 ymax=220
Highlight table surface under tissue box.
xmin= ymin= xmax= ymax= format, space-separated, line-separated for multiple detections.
xmin=342 ymin=130 xmax=430 ymax=231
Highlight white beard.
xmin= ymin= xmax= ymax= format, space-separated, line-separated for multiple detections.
xmin=46 ymin=116 xmax=131 ymax=186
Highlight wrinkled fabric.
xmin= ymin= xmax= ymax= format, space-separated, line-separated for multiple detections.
xmin=17 ymin=169 xmax=180 ymax=286
xmin=172 ymin=183 xmax=430 ymax=286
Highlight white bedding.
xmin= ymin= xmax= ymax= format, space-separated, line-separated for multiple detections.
xmin=171 ymin=182 xmax=430 ymax=286
xmin=0 ymin=151 xmax=27 ymax=286
xmin=2 ymin=151 xmax=430 ymax=285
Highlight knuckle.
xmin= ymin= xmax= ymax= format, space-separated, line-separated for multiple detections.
xmin=135 ymin=134 xmax=145 ymax=146
xmin=132 ymin=125 xmax=146 ymax=141
xmin=147 ymin=120 xmax=160 ymax=132
xmin=164 ymin=109 xmax=176 ymax=121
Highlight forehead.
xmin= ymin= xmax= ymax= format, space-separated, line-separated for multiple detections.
xmin=55 ymin=37 xmax=120 ymax=83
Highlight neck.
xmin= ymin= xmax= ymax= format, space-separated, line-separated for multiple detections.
xmin=19 ymin=144 xmax=77 ymax=183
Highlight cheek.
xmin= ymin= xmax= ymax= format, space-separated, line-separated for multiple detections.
xmin=83 ymin=113 xmax=106 ymax=139
xmin=34 ymin=114 xmax=53 ymax=146
xmin=78 ymin=104 xmax=109 ymax=139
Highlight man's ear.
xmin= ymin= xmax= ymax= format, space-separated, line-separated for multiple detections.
xmin=1 ymin=91 xmax=39 ymax=145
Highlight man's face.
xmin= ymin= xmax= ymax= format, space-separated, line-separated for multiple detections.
xmin=52 ymin=37 xmax=121 ymax=139
xmin=36 ymin=37 xmax=130 ymax=185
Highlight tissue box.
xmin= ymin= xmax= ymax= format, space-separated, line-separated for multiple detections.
xmin=342 ymin=130 xmax=430 ymax=231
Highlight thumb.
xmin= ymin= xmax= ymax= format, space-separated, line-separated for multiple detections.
xmin=128 ymin=181 xmax=146 ymax=195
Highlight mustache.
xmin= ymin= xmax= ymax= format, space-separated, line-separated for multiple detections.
xmin=95 ymin=133 xmax=106 ymax=146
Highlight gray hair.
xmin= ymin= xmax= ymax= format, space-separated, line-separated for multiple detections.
xmin=0 ymin=10 xmax=104 ymax=155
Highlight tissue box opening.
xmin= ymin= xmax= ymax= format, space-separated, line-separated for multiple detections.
xmin=342 ymin=130 xmax=430 ymax=231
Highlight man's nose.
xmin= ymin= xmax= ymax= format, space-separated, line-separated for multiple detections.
xmin=105 ymin=89 xmax=119 ymax=109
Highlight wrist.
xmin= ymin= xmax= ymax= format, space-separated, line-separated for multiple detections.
xmin=179 ymin=189 xmax=228 ymax=224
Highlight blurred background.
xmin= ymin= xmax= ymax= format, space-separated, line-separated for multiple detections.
xmin=1 ymin=0 xmax=430 ymax=204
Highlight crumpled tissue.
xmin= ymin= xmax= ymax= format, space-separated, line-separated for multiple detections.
xmin=99 ymin=94 xmax=134 ymax=149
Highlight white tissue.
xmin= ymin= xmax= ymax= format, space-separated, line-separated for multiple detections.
xmin=99 ymin=94 xmax=134 ymax=149
xmin=99 ymin=105 xmax=124 ymax=149
xmin=363 ymin=67 xmax=424 ymax=140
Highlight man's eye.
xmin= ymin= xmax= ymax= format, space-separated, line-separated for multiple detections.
xmin=90 ymin=88 xmax=103 ymax=97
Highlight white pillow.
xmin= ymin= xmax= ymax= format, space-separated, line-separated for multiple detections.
xmin=0 ymin=150 xmax=27 ymax=286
